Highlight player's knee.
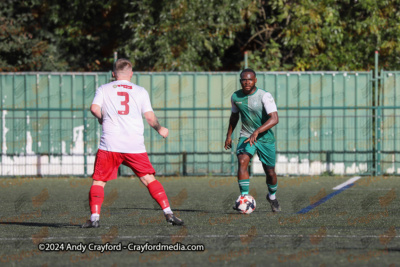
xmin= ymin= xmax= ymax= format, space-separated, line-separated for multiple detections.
xmin=238 ymin=161 xmax=249 ymax=171
xmin=265 ymin=169 xmax=276 ymax=178
xmin=92 ymin=180 xmax=106 ymax=187
xmin=139 ymin=174 xmax=156 ymax=186
xmin=238 ymin=156 xmax=250 ymax=166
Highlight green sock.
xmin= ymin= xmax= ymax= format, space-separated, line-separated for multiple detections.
xmin=238 ymin=179 xmax=250 ymax=195
xmin=267 ymin=183 xmax=278 ymax=199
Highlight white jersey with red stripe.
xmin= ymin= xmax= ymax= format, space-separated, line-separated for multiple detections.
xmin=92 ymin=80 xmax=153 ymax=153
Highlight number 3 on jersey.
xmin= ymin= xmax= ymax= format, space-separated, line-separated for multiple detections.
xmin=117 ymin=92 xmax=129 ymax=115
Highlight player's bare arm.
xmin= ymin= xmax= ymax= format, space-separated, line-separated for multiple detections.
xmin=225 ymin=112 xmax=240 ymax=150
xmin=144 ymin=111 xmax=169 ymax=138
xmin=90 ymin=104 xmax=103 ymax=124
xmin=245 ymin=112 xmax=279 ymax=146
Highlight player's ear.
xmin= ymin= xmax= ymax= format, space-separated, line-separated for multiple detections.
xmin=255 ymin=77 xmax=257 ymax=83
xmin=112 ymin=72 xmax=116 ymax=78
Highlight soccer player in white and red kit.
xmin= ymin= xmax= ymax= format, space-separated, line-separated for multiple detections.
xmin=82 ymin=58 xmax=184 ymax=227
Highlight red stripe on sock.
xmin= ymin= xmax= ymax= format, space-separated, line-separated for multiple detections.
xmin=89 ymin=185 xmax=104 ymax=214
xmin=147 ymin=180 xmax=170 ymax=209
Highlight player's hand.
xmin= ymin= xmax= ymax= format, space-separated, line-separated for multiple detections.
xmin=244 ymin=131 xmax=259 ymax=146
xmin=158 ymin=127 xmax=169 ymax=138
xmin=224 ymin=137 xmax=232 ymax=150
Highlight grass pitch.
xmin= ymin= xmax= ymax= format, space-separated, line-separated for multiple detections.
xmin=0 ymin=175 xmax=399 ymax=266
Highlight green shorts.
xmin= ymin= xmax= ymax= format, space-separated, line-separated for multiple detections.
xmin=236 ymin=137 xmax=276 ymax=167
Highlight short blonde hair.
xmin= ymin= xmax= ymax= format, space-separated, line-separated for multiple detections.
xmin=113 ymin=58 xmax=132 ymax=73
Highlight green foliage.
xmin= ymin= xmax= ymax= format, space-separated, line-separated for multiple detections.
xmin=2 ymin=0 xmax=400 ymax=71
xmin=0 ymin=0 xmax=132 ymax=71
xmin=122 ymin=0 xmax=248 ymax=71
xmin=30 ymin=0 xmax=132 ymax=71
xmin=245 ymin=0 xmax=400 ymax=71
xmin=0 ymin=0 xmax=66 ymax=71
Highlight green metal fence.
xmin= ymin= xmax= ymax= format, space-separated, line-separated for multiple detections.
xmin=379 ymin=70 xmax=400 ymax=175
xmin=0 ymin=68 xmax=398 ymax=176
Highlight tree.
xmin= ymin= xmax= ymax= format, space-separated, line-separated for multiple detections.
xmin=0 ymin=0 xmax=132 ymax=72
xmin=243 ymin=0 xmax=400 ymax=71
xmin=122 ymin=0 xmax=249 ymax=71
xmin=0 ymin=0 xmax=65 ymax=71
xmin=30 ymin=0 xmax=133 ymax=71
xmin=3 ymin=0 xmax=400 ymax=72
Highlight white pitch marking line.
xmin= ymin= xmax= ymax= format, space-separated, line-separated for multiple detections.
xmin=333 ymin=176 xmax=361 ymax=190
xmin=0 ymin=234 xmax=399 ymax=241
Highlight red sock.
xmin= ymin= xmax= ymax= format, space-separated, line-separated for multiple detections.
xmin=147 ymin=180 xmax=170 ymax=209
xmin=89 ymin=185 xmax=104 ymax=214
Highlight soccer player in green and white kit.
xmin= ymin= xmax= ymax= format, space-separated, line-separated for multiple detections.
xmin=224 ymin=69 xmax=281 ymax=212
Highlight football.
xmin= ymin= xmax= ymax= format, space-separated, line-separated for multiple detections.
xmin=234 ymin=194 xmax=256 ymax=214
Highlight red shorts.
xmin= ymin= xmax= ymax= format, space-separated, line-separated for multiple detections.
xmin=92 ymin=149 xmax=156 ymax=181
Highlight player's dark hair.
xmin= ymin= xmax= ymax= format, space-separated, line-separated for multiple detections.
xmin=113 ymin=58 xmax=132 ymax=72
xmin=240 ymin=68 xmax=256 ymax=78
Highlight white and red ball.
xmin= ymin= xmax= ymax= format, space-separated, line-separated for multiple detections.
xmin=234 ymin=195 xmax=256 ymax=214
